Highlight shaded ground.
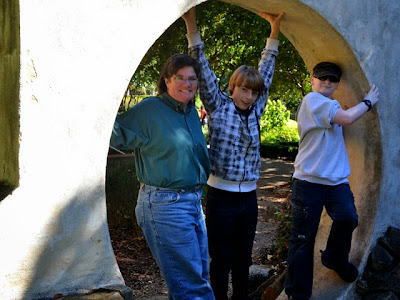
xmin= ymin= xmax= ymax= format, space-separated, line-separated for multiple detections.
xmin=109 ymin=158 xmax=294 ymax=299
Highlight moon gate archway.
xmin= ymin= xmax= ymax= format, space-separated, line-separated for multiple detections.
xmin=0 ymin=0 xmax=398 ymax=299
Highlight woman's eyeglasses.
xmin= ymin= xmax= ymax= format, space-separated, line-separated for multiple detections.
xmin=174 ymin=75 xmax=198 ymax=84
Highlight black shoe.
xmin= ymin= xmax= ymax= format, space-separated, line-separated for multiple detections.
xmin=320 ymin=251 xmax=359 ymax=282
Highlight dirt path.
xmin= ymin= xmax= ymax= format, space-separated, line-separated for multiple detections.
xmin=110 ymin=158 xmax=294 ymax=299
xmin=253 ymin=158 xmax=293 ymax=264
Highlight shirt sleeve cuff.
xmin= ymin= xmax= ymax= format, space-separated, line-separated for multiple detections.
xmin=266 ymin=38 xmax=279 ymax=51
xmin=186 ymin=32 xmax=203 ymax=47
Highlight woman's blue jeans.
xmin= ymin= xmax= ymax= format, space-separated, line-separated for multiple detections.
xmin=135 ymin=184 xmax=215 ymax=300
xmin=285 ymin=179 xmax=358 ymax=299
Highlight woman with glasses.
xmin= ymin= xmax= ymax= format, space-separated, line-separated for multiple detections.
xmin=285 ymin=62 xmax=379 ymax=300
xmin=110 ymin=53 xmax=215 ymax=299
xmin=183 ymin=7 xmax=284 ymax=299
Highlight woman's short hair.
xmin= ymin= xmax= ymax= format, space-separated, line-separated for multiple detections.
xmin=229 ymin=65 xmax=265 ymax=95
xmin=157 ymin=54 xmax=200 ymax=95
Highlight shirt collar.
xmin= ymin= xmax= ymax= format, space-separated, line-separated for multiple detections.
xmin=234 ymin=102 xmax=255 ymax=117
xmin=159 ymin=92 xmax=194 ymax=113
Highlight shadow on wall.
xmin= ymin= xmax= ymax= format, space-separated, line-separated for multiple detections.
xmin=21 ymin=184 xmax=124 ymax=299
xmin=0 ymin=184 xmax=16 ymax=201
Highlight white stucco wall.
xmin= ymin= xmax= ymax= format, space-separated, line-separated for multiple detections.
xmin=0 ymin=0 xmax=399 ymax=299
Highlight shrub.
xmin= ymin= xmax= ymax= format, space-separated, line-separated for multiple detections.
xmin=260 ymin=100 xmax=299 ymax=145
xmin=264 ymin=192 xmax=292 ymax=271
xmin=273 ymin=200 xmax=292 ymax=261
xmin=261 ymin=99 xmax=290 ymax=132
xmin=106 ymin=154 xmax=141 ymax=235
xmin=259 ymin=100 xmax=299 ymax=159
xmin=202 ymin=125 xmax=209 ymax=143
xmin=119 ymin=95 xmax=152 ymax=113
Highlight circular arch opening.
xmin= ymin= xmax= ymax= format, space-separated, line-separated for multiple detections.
xmin=109 ymin=0 xmax=382 ymax=297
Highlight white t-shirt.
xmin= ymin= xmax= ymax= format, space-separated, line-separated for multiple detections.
xmin=293 ymin=92 xmax=350 ymax=185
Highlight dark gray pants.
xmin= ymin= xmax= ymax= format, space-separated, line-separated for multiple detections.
xmin=285 ymin=179 xmax=358 ymax=299
xmin=206 ymin=186 xmax=258 ymax=300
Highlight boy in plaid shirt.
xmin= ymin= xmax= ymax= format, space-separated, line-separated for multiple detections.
xmin=183 ymin=7 xmax=284 ymax=299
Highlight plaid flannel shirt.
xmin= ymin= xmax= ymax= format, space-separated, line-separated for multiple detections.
xmin=189 ymin=42 xmax=278 ymax=182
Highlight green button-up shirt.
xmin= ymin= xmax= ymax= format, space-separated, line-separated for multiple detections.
xmin=110 ymin=93 xmax=210 ymax=190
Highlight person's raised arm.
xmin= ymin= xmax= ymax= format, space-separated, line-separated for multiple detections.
xmin=255 ymin=11 xmax=284 ymax=115
xmin=182 ymin=7 xmax=198 ymax=34
xmin=334 ymin=84 xmax=380 ymax=126
xmin=258 ymin=11 xmax=285 ymax=40
xmin=182 ymin=6 xmax=222 ymax=113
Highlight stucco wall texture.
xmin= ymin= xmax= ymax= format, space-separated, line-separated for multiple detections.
xmin=0 ymin=0 xmax=399 ymax=299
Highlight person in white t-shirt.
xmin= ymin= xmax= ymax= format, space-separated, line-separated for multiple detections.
xmin=285 ymin=62 xmax=379 ymax=300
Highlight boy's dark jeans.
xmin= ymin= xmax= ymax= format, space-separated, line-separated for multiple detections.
xmin=285 ymin=179 xmax=358 ymax=299
xmin=206 ymin=186 xmax=258 ymax=300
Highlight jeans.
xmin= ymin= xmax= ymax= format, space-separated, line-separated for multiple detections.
xmin=285 ymin=179 xmax=358 ymax=299
xmin=135 ymin=184 xmax=215 ymax=300
xmin=206 ymin=186 xmax=258 ymax=300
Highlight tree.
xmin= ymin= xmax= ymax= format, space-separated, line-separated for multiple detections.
xmin=128 ymin=0 xmax=311 ymax=113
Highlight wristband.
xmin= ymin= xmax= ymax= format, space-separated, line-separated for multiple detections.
xmin=362 ymin=99 xmax=372 ymax=112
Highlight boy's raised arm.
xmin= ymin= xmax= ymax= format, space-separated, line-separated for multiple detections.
xmin=334 ymin=84 xmax=380 ymax=125
xmin=258 ymin=11 xmax=285 ymax=40
xmin=182 ymin=7 xmax=198 ymax=34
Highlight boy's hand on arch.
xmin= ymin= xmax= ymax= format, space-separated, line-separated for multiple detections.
xmin=258 ymin=11 xmax=285 ymax=26
xmin=365 ymin=84 xmax=379 ymax=106
xmin=258 ymin=12 xmax=285 ymax=39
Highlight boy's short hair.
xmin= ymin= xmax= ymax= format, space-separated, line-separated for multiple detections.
xmin=313 ymin=62 xmax=342 ymax=81
xmin=229 ymin=65 xmax=266 ymax=95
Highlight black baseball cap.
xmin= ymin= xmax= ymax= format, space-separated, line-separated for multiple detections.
xmin=313 ymin=62 xmax=342 ymax=81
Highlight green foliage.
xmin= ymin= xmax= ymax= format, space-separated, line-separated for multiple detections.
xmin=119 ymin=95 xmax=151 ymax=113
xmin=126 ymin=0 xmax=311 ymax=114
xmin=262 ymin=124 xmax=299 ymax=145
xmin=269 ymin=199 xmax=292 ymax=264
xmin=196 ymin=1 xmax=268 ymax=90
xmin=274 ymin=203 xmax=292 ymax=242
xmin=261 ymin=100 xmax=290 ymax=132
xmin=194 ymin=95 xmax=203 ymax=110
xmin=105 ymin=156 xmax=141 ymax=234
xmin=269 ymin=39 xmax=312 ymax=111
xmin=129 ymin=21 xmax=187 ymax=94
xmin=260 ymin=100 xmax=299 ymax=145
xmin=202 ymin=124 xmax=209 ymax=143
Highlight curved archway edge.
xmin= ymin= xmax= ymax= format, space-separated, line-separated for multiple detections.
xmin=0 ymin=0 xmax=398 ymax=299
